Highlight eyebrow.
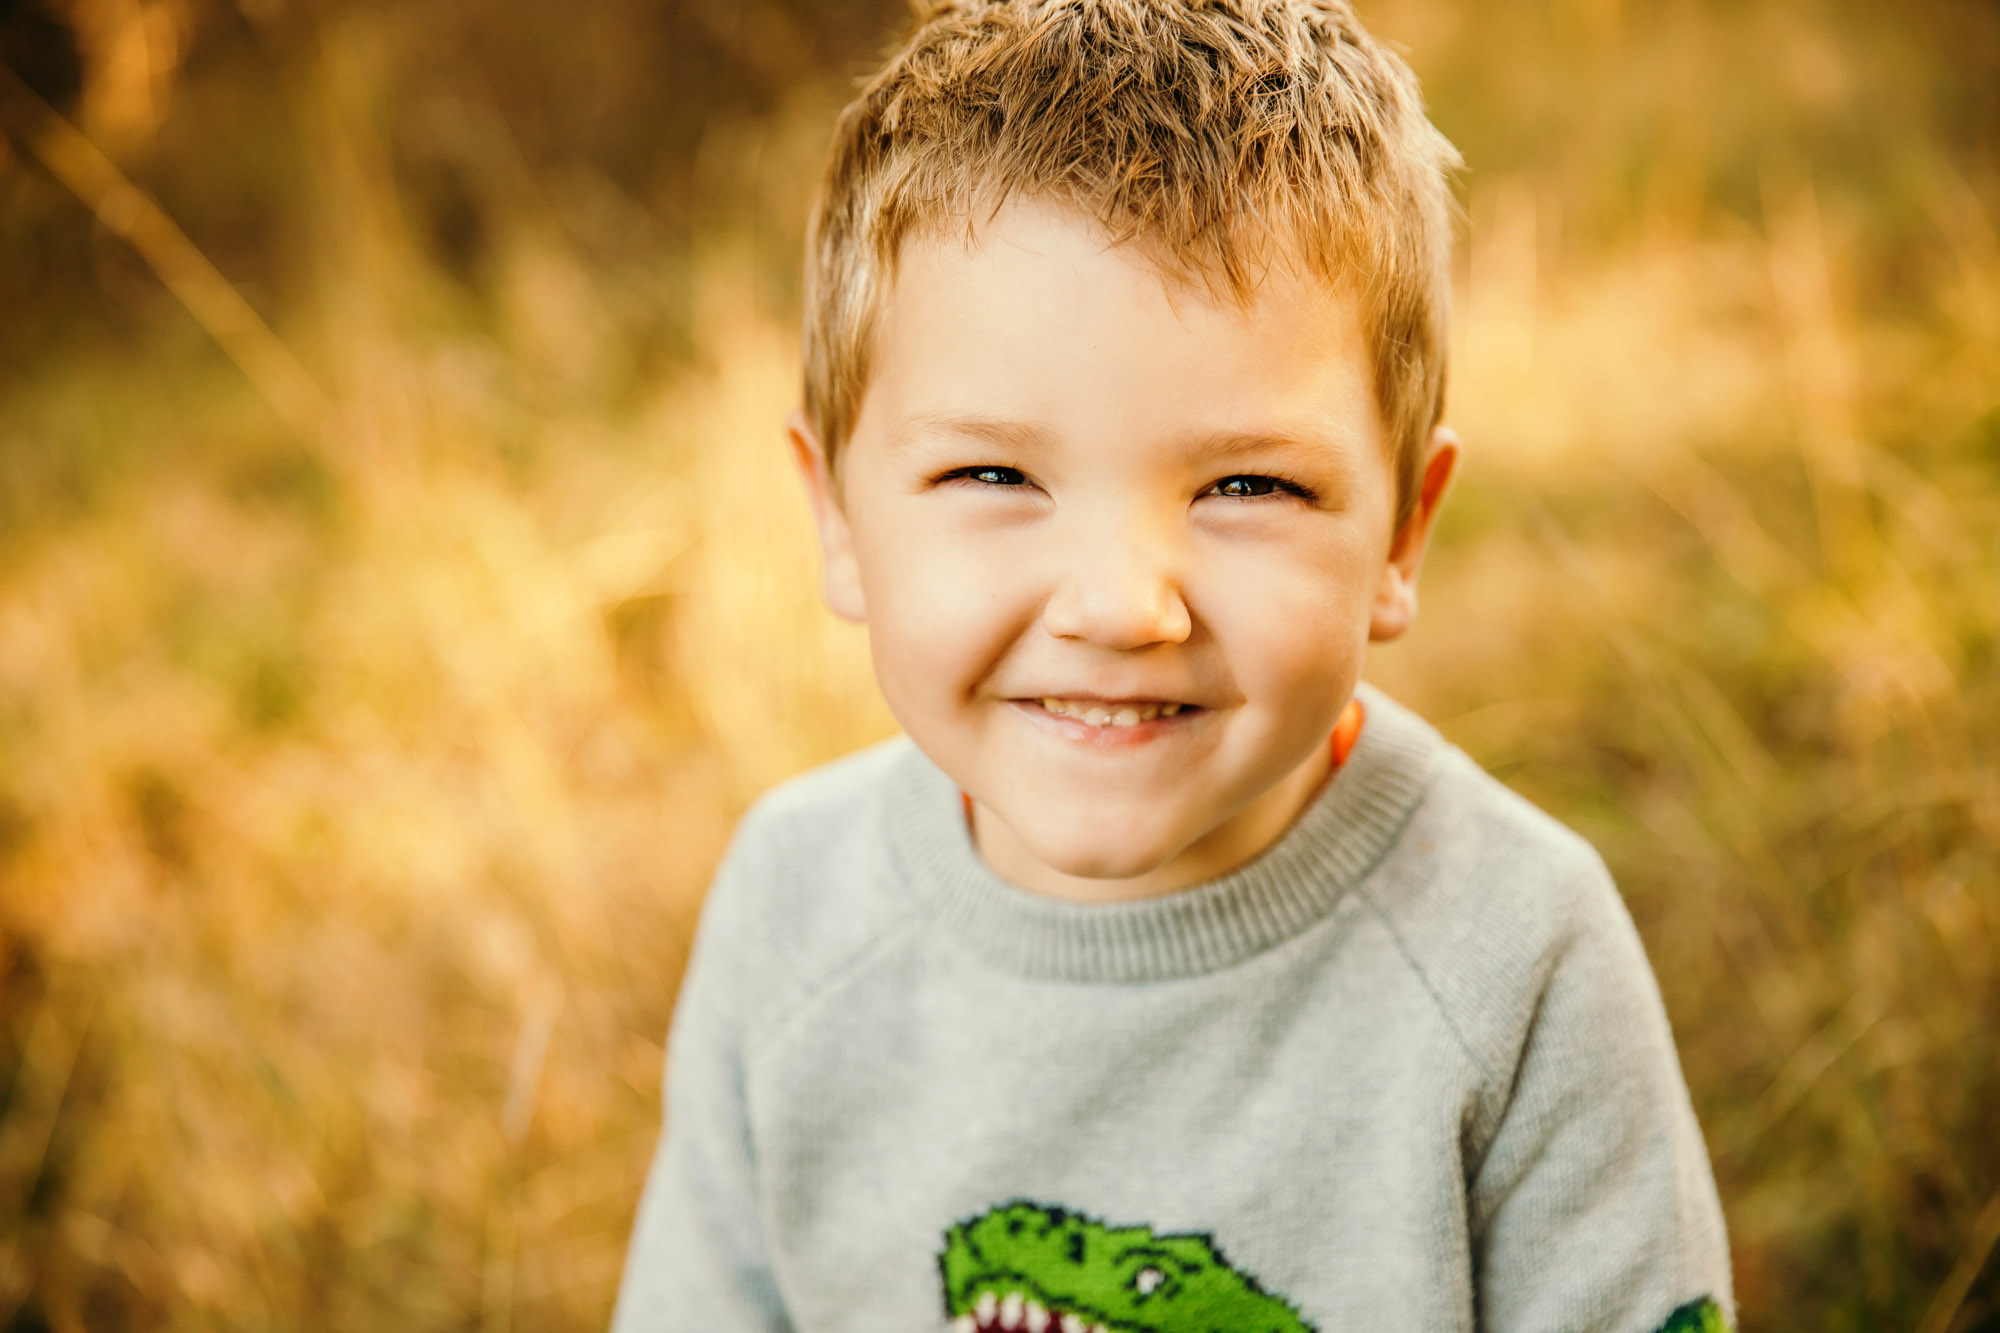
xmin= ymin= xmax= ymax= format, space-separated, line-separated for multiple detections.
xmin=890 ymin=412 xmax=1051 ymax=453
xmin=890 ymin=412 xmax=1354 ymax=468
xmin=1184 ymin=429 xmax=1353 ymax=465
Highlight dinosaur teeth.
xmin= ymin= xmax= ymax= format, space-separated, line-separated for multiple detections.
xmin=965 ymin=1301 xmax=1102 ymax=1333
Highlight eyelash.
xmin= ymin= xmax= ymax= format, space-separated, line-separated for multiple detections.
xmin=1207 ymin=473 xmax=1318 ymax=502
xmin=933 ymin=466 xmax=1318 ymax=503
xmin=936 ymin=465 xmax=1030 ymax=488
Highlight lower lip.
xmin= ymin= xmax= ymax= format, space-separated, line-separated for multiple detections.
xmin=1005 ymin=699 xmax=1204 ymax=749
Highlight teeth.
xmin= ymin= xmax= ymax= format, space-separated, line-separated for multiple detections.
xmin=1038 ymin=698 xmax=1188 ymax=726
xmin=953 ymin=1319 xmax=975 ymax=1333
xmin=977 ymin=1292 xmax=998 ymax=1322
xmin=1001 ymin=1291 xmax=1024 ymax=1328
xmin=1026 ymin=1301 xmax=1050 ymax=1333
xmin=1061 ymin=1318 xmax=1084 ymax=1333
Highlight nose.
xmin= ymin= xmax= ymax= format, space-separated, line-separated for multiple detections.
xmin=1039 ymin=509 xmax=1193 ymax=650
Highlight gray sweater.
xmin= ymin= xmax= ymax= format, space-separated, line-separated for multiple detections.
xmin=612 ymin=685 xmax=1734 ymax=1331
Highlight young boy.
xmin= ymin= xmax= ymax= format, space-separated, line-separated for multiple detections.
xmin=613 ymin=1 xmax=1734 ymax=1328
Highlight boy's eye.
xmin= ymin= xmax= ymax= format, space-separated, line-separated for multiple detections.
xmin=1207 ymin=474 xmax=1311 ymax=500
xmin=942 ymin=465 xmax=1029 ymax=487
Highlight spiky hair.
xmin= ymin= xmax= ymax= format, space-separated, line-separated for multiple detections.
xmin=802 ymin=0 xmax=1461 ymax=526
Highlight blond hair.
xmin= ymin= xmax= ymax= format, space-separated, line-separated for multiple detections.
xmin=802 ymin=0 xmax=1461 ymax=527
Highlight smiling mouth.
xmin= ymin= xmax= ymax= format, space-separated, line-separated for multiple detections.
xmin=1032 ymin=698 xmax=1197 ymax=728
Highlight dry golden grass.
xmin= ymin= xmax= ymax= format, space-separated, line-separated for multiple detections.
xmin=0 ymin=0 xmax=1996 ymax=1328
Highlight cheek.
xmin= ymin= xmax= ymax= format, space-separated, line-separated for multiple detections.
xmin=1192 ymin=529 xmax=1380 ymax=695
xmin=852 ymin=507 xmax=1036 ymax=705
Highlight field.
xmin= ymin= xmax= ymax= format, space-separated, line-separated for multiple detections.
xmin=0 ymin=0 xmax=1996 ymax=1327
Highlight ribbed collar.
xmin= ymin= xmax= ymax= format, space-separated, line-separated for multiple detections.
xmin=884 ymin=682 xmax=1441 ymax=983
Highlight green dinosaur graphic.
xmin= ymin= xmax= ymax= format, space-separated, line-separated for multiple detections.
xmin=938 ymin=1200 xmax=1728 ymax=1333
xmin=1654 ymin=1297 xmax=1731 ymax=1333
xmin=937 ymin=1201 xmax=1314 ymax=1333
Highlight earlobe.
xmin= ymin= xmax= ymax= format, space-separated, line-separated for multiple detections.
xmin=1368 ymin=426 xmax=1460 ymax=643
xmin=785 ymin=410 xmax=868 ymax=623
xmin=1369 ymin=569 xmax=1418 ymax=643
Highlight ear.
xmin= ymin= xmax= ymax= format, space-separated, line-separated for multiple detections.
xmin=786 ymin=409 xmax=868 ymax=623
xmin=1369 ymin=426 xmax=1460 ymax=643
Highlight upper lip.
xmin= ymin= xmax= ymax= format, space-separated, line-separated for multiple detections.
xmin=1012 ymin=691 xmax=1201 ymax=707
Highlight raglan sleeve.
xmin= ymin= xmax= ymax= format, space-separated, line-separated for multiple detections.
xmin=610 ymin=820 xmax=791 ymax=1331
xmin=1467 ymin=850 xmax=1736 ymax=1333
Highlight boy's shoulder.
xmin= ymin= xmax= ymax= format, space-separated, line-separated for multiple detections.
xmin=1358 ymin=683 xmax=1616 ymax=910
xmin=736 ymin=732 xmax=916 ymax=846
xmin=1359 ymin=693 xmax=1667 ymax=1089
xmin=1398 ymin=728 xmax=1618 ymax=922
xmin=696 ymin=736 xmax=929 ymax=1026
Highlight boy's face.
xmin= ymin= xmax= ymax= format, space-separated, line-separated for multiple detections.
xmin=791 ymin=201 xmax=1455 ymax=901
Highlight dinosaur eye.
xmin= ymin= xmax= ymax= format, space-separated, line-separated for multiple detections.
xmin=1135 ymin=1267 xmax=1165 ymax=1295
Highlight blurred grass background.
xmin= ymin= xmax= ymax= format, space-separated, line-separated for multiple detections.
xmin=0 ymin=0 xmax=1994 ymax=1327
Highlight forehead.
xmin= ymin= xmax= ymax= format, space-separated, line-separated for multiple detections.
xmin=853 ymin=201 xmax=1381 ymax=458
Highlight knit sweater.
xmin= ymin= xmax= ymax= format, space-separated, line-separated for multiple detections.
xmin=611 ymin=684 xmax=1734 ymax=1332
